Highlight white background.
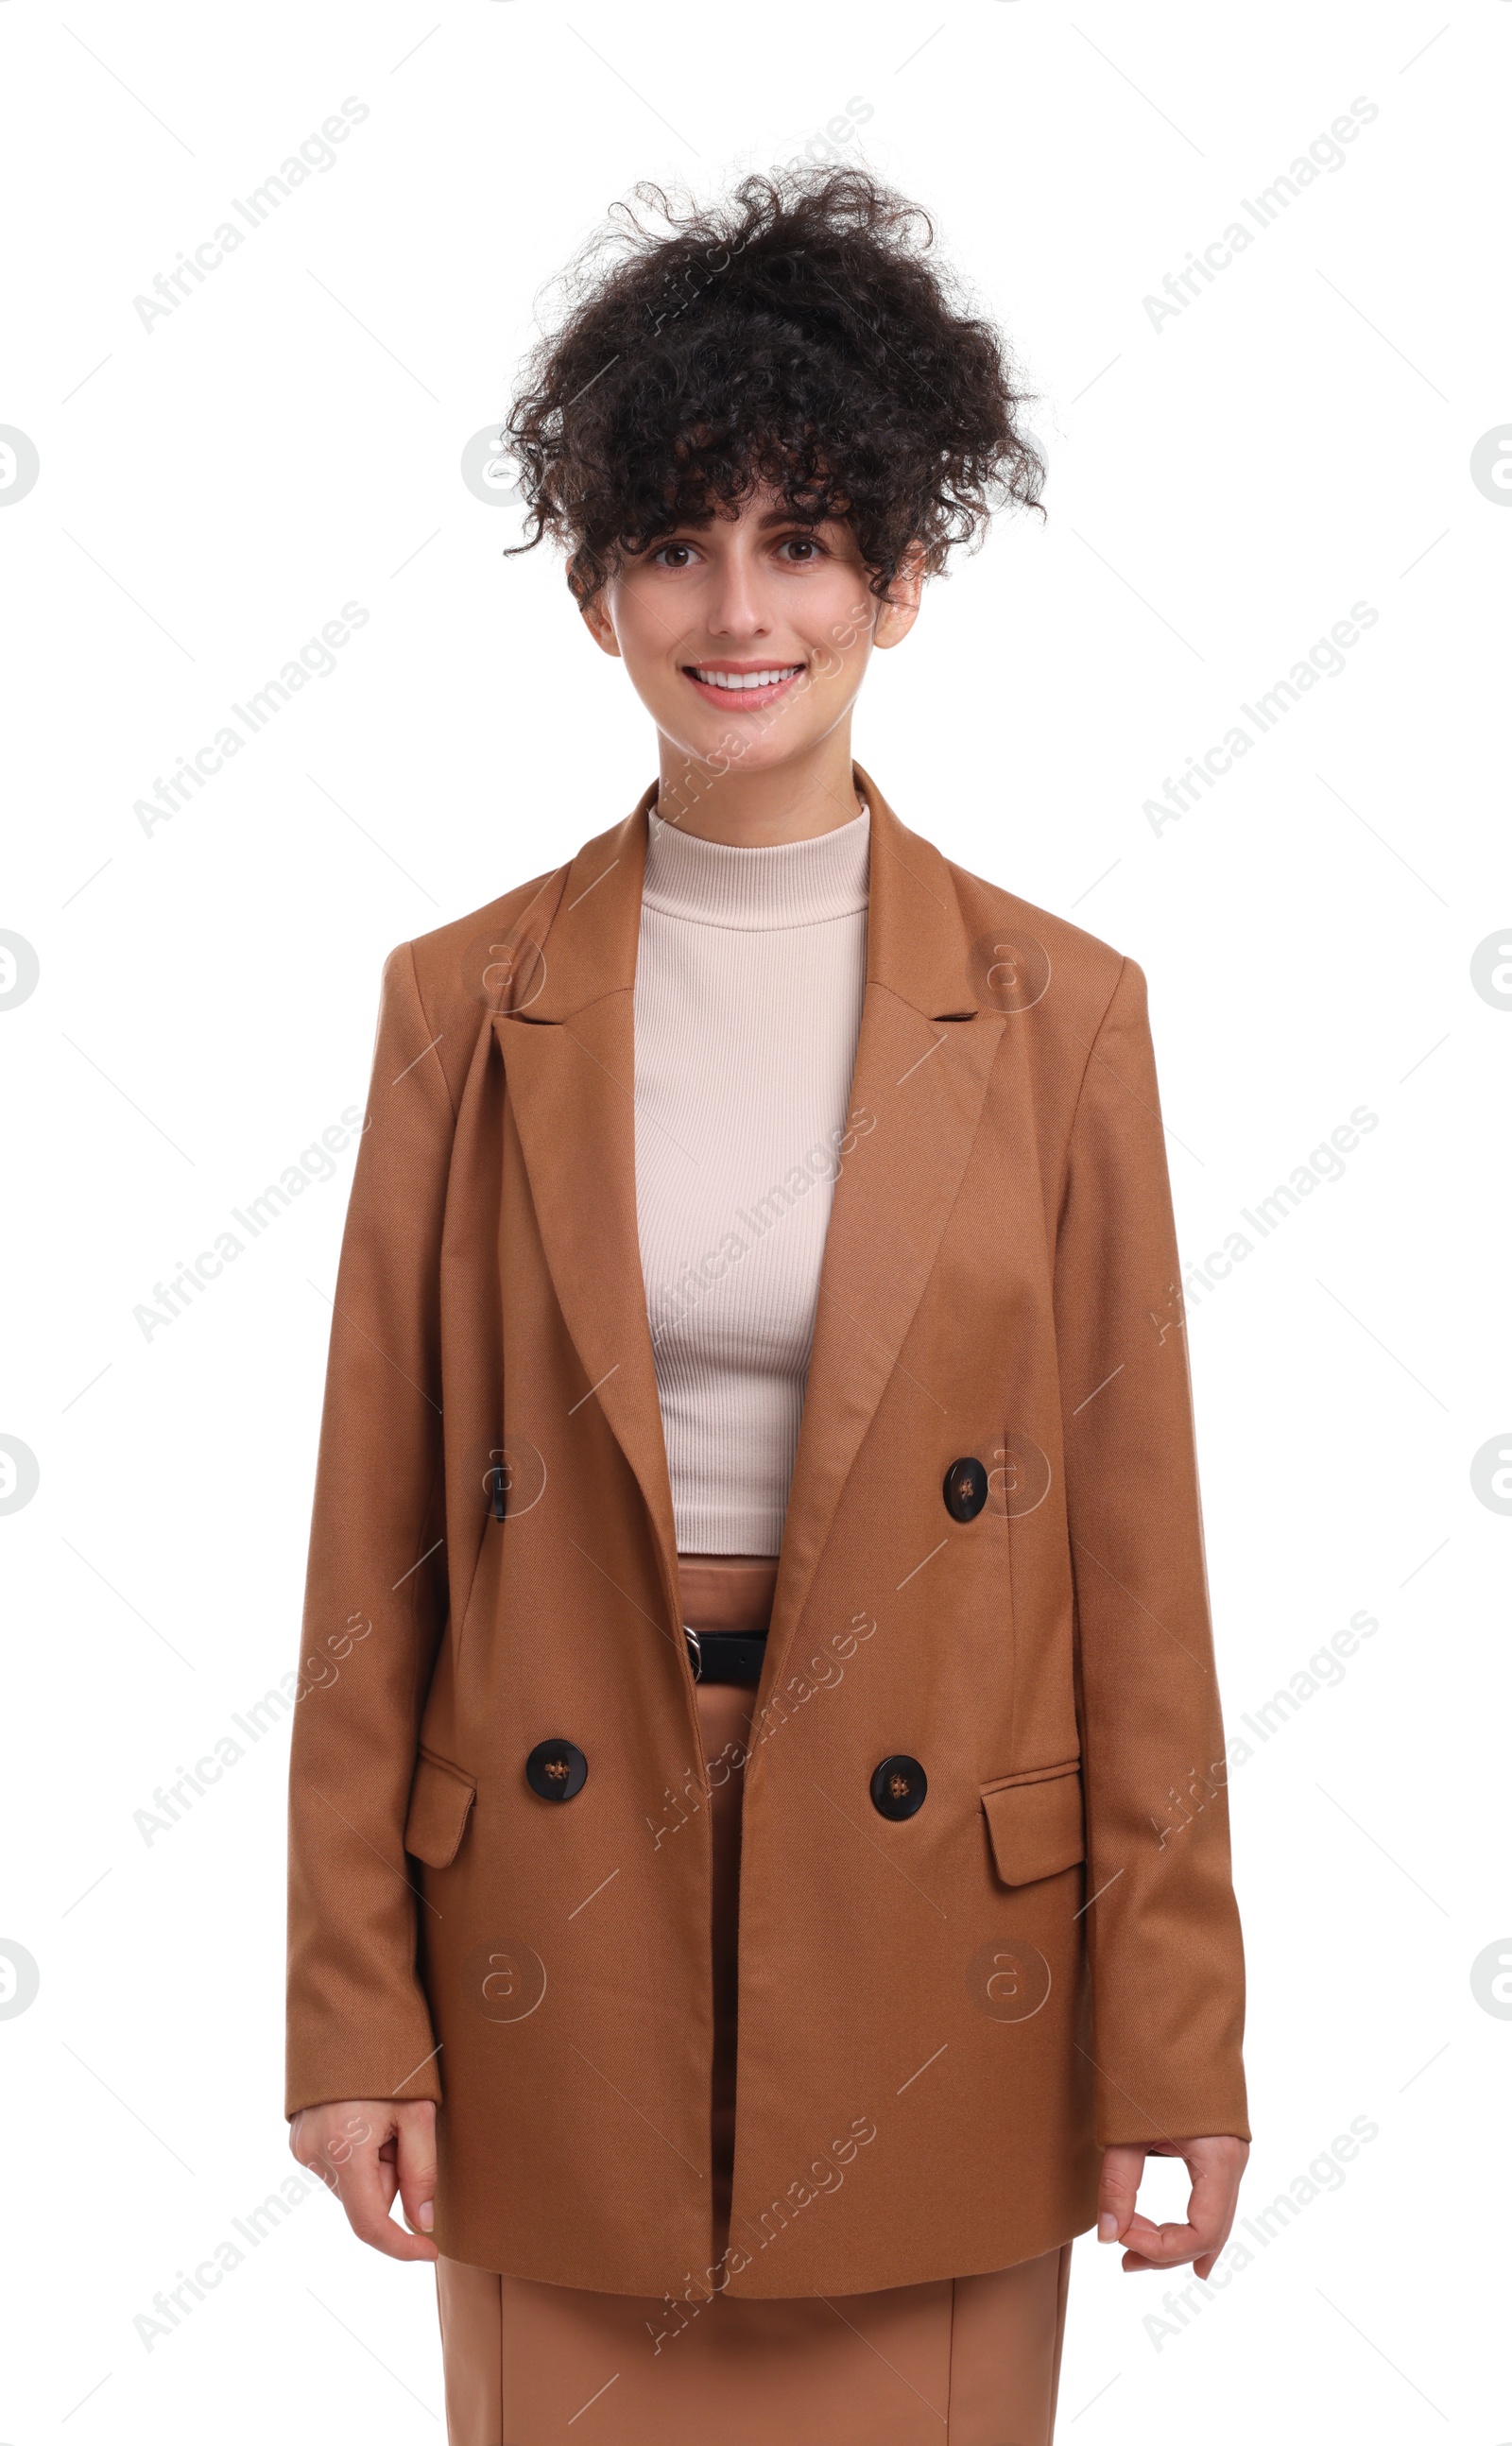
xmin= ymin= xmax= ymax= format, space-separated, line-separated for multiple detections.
xmin=2 ymin=0 xmax=1508 ymax=2436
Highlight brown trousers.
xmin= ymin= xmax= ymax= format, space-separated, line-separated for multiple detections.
xmin=434 ymin=1559 xmax=1073 ymax=2442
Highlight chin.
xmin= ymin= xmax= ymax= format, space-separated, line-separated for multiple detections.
xmin=695 ymin=732 xmax=820 ymax=779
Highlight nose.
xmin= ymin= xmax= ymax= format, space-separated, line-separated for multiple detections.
xmin=701 ymin=539 xmax=771 ymax=644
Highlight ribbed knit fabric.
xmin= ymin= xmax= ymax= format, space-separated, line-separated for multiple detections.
xmin=633 ymin=800 xmax=870 ymax=1559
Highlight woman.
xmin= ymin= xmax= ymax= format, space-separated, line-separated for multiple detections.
xmin=286 ymin=168 xmax=1249 ymax=2444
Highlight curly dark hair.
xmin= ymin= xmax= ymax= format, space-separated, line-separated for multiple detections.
xmin=504 ymin=166 xmax=1044 ymax=606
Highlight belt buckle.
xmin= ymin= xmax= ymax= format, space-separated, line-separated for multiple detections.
xmin=683 ymin=1625 xmax=702 ymax=1682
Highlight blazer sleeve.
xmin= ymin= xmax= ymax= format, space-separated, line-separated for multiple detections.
xmin=284 ymin=941 xmax=455 ymax=2118
xmin=1054 ymin=955 xmax=1250 ymax=2147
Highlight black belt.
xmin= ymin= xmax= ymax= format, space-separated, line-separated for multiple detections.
xmin=684 ymin=1627 xmax=768 ymax=1686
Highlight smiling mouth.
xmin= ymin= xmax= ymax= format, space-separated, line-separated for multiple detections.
xmin=682 ymin=661 xmax=806 ymax=708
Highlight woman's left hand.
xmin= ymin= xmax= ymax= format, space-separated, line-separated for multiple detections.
xmin=1097 ymin=2135 xmax=1249 ymax=2278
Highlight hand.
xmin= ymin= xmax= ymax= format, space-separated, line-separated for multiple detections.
xmin=1098 ymin=2134 xmax=1248 ymax=2279
xmin=289 ymin=2098 xmax=439 ymax=2263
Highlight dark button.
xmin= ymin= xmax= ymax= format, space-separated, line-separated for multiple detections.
xmin=524 ymin=1738 xmax=588 ymax=1802
xmin=943 ymin=1456 xmax=988 ymax=1522
xmin=870 ymin=1754 xmax=927 ymax=1820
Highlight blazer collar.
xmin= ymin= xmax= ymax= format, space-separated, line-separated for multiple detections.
xmin=522 ymin=764 xmax=983 ymax=1025
xmin=495 ymin=765 xmax=1003 ymax=1706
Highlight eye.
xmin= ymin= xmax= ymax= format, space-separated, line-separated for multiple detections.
xmin=777 ymin=535 xmax=825 ymax=564
xmin=649 ymin=540 xmax=699 ymax=569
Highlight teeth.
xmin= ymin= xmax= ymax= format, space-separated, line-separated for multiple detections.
xmin=692 ymin=666 xmax=800 ymax=690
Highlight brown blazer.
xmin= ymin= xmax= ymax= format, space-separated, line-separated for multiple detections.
xmin=285 ymin=764 xmax=1248 ymax=2299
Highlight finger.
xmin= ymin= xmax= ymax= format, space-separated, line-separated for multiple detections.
xmin=1118 ymin=2215 xmax=1201 ymax=2272
xmin=1097 ymin=2144 xmax=1146 ymax=2242
xmin=1117 ymin=2216 xmax=1245 ymax=2279
xmin=336 ymin=2131 xmax=437 ymax=2263
xmin=1182 ymin=2149 xmax=1242 ymax=2264
xmin=395 ymin=2106 xmax=438 ymax=2246
xmin=1123 ymin=2238 xmax=1232 ymax=2279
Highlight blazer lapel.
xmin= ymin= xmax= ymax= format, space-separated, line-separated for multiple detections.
xmin=759 ymin=767 xmax=1006 ymax=1688
xmin=495 ymin=788 xmax=686 ymax=1645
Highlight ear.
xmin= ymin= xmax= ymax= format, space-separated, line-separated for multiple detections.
xmin=872 ymin=543 xmax=926 ymax=652
xmin=576 ymin=567 xmax=622 ymax=659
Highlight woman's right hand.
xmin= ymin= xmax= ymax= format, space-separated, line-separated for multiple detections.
xmin=289 ymin=2098 xmax=438 ymax=2262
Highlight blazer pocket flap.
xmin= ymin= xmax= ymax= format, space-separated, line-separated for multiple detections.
xmin=981 ymin=1765 xmax=1085 ymax=1886
xmin=404 ymin=1753 xmax=476 ymax=1868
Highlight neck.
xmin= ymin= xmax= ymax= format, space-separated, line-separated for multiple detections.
xmin=653 ymin=721 xmax=862 ymax=847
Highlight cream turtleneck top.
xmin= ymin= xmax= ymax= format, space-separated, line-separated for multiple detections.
xmin=632 ymin=801 xmax=871 ymax=1559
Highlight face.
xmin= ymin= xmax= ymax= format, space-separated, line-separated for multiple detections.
xmin=579 ymin=485 xmax=921 ymax=781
